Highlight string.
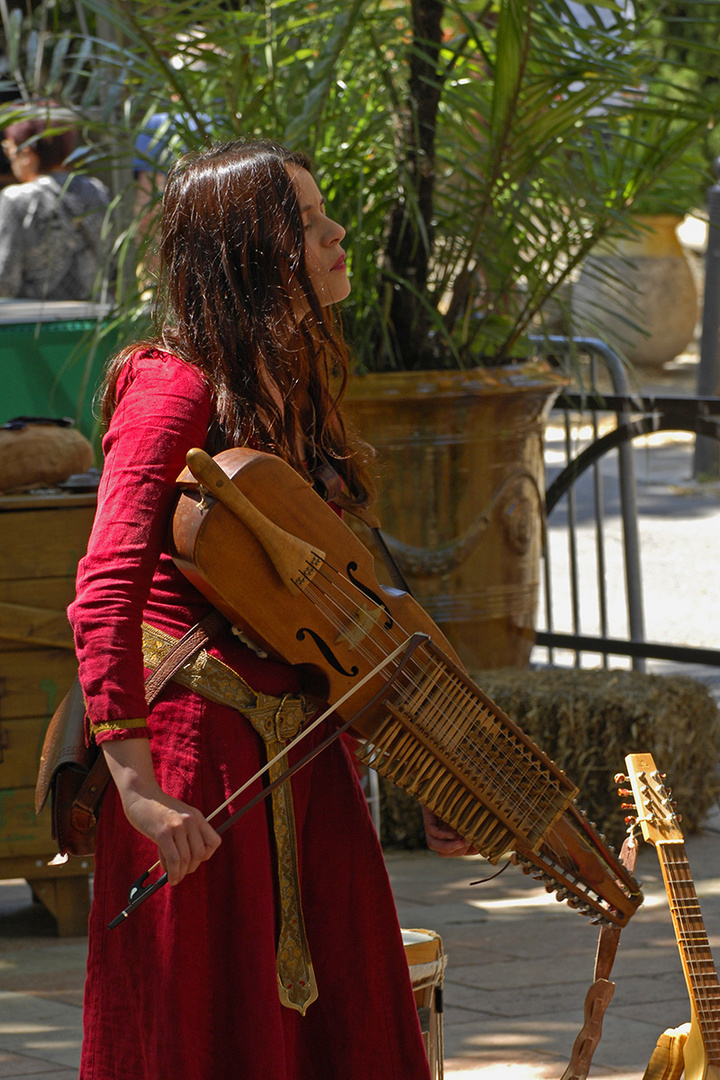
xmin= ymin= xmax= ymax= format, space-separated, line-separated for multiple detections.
xmin=640 ymin=768 xmax=720 ymax=1050
xmin=296 ymin=561 xmax=571 ymax=849
xmin=181 ymin=458 xmax=621 ymax=918
xmin=291 ymin=554 xmax=618 ymax=912
xmin=469 ymin=860 xmax=512 ymax=886
xmin=658 ymin=843 xmax=720 ymax=1056
xmin=300 ymin=559 xmax=565 ymax=828
xmin=299 ymin=564 xmax=617 ymax=919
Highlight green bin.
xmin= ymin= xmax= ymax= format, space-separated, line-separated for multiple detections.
xmin=0 ymin=300 xmax=120 ymax=444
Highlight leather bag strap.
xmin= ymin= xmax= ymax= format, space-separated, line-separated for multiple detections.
xmin=144 ymin=609 xmax=228 ymax=705
xmin=308 ymin=460 xmax=413 ymax=597
xmin=368 ymin=526 xmax=413 ymax=595
xmin=71 ymin=609 xmax=228 ymax=828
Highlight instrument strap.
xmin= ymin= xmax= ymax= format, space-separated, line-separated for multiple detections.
xmin=309 ymin=460 xmax=413 ymax=596
xmin=368 ymin=525 xmax=413 ymax=594
xmin=339 ymin=501 xmax=413 ymax=595
xmin=144 ymin=609 xmax=228 ymax=701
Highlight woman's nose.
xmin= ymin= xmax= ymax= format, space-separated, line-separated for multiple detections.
xmin=323 ymin=217 xmax=345 ymax=244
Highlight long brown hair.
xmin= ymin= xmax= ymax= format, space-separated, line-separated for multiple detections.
xmin=101 ymin=139 xmax=374 ymax=507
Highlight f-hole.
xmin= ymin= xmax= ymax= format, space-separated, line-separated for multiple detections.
xmin=296 ymin=627 xmax=360 ymax=677
xmin=346 ymin=563 xmax=393 ymax=629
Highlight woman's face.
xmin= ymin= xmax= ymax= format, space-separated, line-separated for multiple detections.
xmin=286 ymin=164 xmax=350 ymax=312
xmin=1 ymin=138 xmax=40 ymax=183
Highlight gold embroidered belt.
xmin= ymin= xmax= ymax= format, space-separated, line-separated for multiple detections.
xmin=142 ymin=622 xmax=319 ymax=1014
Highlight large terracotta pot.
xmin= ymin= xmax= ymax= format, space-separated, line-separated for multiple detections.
xmin=344 ymin=364 xmax=566 ymax=675
xmin=572 ymin=214 xmax=698 ymax=368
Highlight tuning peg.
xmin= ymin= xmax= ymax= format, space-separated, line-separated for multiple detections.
xmin=614 ymin=773 xmax=628 ymax=783
xmin=617 ymin=787 xmax=632 ymax=796
xmin=624 ymin=815 xmax=637 ymax=825
xmin=620 ymin=803 xmax=636 ymax=810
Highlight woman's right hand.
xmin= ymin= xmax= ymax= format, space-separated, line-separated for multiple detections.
xmin=102 ymin=737 xmax=221 ymax=885
xmin=120 ymin=786 xmax=222 ymax=886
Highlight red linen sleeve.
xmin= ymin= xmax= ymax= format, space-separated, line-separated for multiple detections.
xmin=68 ymin=350 xmax=213 ymax=740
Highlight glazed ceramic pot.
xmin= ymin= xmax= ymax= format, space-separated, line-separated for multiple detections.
xmin=573 ymin=214 xmax=698 ymax=368
xmin=344 ymin=364 xmax=566 ymax=674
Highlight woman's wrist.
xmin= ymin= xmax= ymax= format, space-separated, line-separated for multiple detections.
xmin=102 ymin=736 xmax=161 ymax=804
xmin=90 ymin=716 xmax=149 ymax=742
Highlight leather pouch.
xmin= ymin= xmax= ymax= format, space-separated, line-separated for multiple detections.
xmin=35 ymin=675 xmax=103 ymax=857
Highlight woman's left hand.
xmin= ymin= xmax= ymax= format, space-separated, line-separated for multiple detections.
xmin=422 ymin=806 xmax=478 ymax=857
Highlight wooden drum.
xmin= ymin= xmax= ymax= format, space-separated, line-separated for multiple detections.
xmin=402 ymin=928 xmax=446 ymax=1079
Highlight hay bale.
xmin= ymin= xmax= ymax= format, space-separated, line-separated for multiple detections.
xmin=0 ymin=422 xmax=94 ymax=492
xmin=378 ymin=668 xmax=720 ymax=850
xmin=479 ymin=668 xmax=720 ymax=847
xmin=379 ymin=777 xmax=426 ymax=850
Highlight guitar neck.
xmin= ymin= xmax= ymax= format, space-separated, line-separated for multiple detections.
xmin=657 ymin=841 xmax=720 ymax=1065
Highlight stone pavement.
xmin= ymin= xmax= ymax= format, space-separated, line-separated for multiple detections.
xmin=391 ymin=816 xmax=720 ymax=1079
xmin=1 ymin=805 xmax=719 ymax=1079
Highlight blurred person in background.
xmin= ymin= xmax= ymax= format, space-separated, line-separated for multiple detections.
xmin=0 ymin=106 xmax=110 ymax=301
xmin=0 ymin=60 xmax=18 ymax=189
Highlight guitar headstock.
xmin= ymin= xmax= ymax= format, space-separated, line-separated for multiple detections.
xmin=618 ymin=752 xmax=684 ymax=846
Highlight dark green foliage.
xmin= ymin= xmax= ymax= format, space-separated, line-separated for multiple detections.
xmin=2 ymin=1 xmax=719 ymax=368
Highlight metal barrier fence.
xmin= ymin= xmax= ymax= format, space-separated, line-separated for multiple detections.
xmin=530 ymin=337 xmax=720 ymax=671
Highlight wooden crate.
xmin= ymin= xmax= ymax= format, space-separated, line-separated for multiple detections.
xmin=0 ymin=492 xmax=96 ymax=935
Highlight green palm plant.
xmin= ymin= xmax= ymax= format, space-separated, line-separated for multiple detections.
xmin=372 ymin=0 xmax=719 ymax=369
xmin=1 ymin=0 xmax=717 ymax=371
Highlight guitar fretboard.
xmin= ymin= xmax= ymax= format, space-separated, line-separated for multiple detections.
xmin=659 ymin=841 xmax=720 ymax=1064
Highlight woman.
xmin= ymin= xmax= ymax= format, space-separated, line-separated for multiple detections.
xmin=69 ymin=139 xmax=468 ymax=1080
xmin=0 ymin=110 xmax=109 ymax=300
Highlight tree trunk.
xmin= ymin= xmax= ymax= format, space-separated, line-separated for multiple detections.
xmin=384 ymin=0 xmax=445 ymax=368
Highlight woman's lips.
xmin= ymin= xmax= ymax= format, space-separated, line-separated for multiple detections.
xmin=331 ymin=253 xmax=347 ymax=271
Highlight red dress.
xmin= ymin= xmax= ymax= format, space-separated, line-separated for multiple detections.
xmin=68 ymin=350 xmax=431 ymax=1080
